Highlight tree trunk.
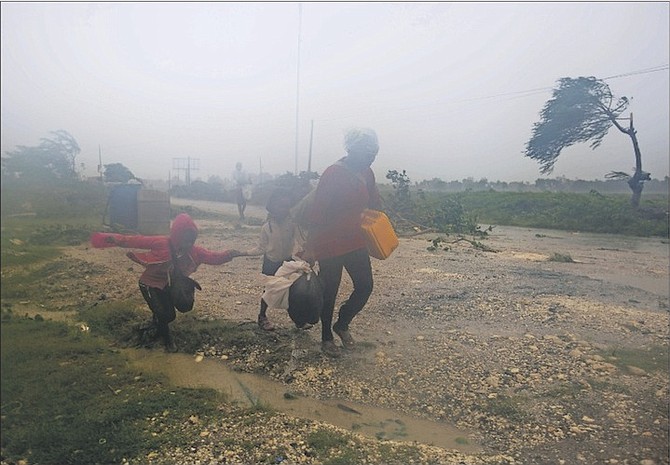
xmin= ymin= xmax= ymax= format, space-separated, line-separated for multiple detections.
xmin=612 ymin=113 xmax=647 ymax=209
xmin=628 ymin=176 xmax=643 ymax=208
xmin=626 ymin=115 xmax=648 ymax=208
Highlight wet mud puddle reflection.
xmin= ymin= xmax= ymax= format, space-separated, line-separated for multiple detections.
xmin=125 ymin=349 xmax=481 ymax=453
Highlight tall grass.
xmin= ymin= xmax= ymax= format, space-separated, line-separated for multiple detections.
xmin=452 ymin=191 xmax=668 ymax=237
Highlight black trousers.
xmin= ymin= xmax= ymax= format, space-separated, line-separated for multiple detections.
xmin=318 ymin=247 xmax=373 ymax=342
xmin=139 ymin=282 xmax=175 ymax=343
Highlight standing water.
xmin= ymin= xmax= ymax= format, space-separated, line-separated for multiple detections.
xmin=125 ymin=348 xmax=481 ymax=453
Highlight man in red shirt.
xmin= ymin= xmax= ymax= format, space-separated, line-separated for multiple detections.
xmin=304 ymin=127 xmax=382 ymax=357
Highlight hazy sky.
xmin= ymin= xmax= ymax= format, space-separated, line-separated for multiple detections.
xmin=2 ymin=2 xmax=668 ymax=184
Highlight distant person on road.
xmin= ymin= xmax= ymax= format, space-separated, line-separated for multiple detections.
xmin=90 ymin=213 xmax=246 ymax=352
xmin=301 ymin=127 xmax=382 ymax=357
xmin=244 ymin=187 xmax=302 ymax=331
xmin=232 ymin=162 xmax=251 ymax=221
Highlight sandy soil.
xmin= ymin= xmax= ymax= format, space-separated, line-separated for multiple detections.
xmin=12 ymin=197 xmax=670 ymax=464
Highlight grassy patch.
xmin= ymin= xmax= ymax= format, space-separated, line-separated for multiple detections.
xmin=77 ymin=300 xmax=262 ymax=352
xmin=1 ymin=215 xmax=100 ymax=268
xmin=307 ymin=427 xmax=350 ymax=451
xmin=587 ymin=378 xmax=631 ymax=395
xmin=548 ymin=252 xmax=575 ymax=263
xmin=306 ymin=427 xmax=365 ymax=465
xmin=598 ymin=345 xmax=669 ymax=374
xmin=0 ymin=314 xmax=224 ymax=465
xmin=0 ymin=257 xmax=108 ymax=302
xmin=486 ymin=395 xmax=529 ymax=421
xmin=1 ymin=183 xmax=107 ymax=220
xmin=170 ymin=204 xmax=221 ymax=221
xmin=455 ymin=191 xmax=668 ymax=237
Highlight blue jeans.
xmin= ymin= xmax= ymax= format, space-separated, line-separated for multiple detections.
xmin=318 ymin=248 xmax=373 ymax=342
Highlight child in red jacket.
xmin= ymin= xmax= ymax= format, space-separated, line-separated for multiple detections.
xmin=91 ymin=213 xmax=245 ymax=352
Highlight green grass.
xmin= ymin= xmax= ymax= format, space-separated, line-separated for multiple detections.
xmin=1 ymin=215 xmax=100 ymax=268
xmin=305 ymin=428 xmax=365 ymax=465
xmin=306 ymin=427 xmax=350 ymax=451
xmin=599 ymin=345 xmax=669 ymax=374
xmin=1 ymin=183 xmax=108 ymax=219
xmin=453 ymin=191 xmax=668 ymax=237
xmin=77 ymin=300 xmax=261 ymax=353
xmin=548 ymin=252 xmax=575 ymax=263
xmin=486 ymin=395 xmax=529 ymax=421
xmin=0 ymin=314 xmax=225 ymax=465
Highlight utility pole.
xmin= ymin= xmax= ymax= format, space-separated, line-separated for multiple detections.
xmin=187 ymin=156 xmax=191 ymax=185
xmin=294 ymin=3 xmax=302 ymax=175
xmin=98 ymin=145 xmax=103 ymax=181
xmin=172 ymin=158 xmax=199 ymax=186
xmin=308 ymin=119 xmax=314 ymax=173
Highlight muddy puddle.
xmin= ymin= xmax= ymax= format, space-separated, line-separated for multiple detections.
xmin=125 ymin=348 xmax=481 ymax=453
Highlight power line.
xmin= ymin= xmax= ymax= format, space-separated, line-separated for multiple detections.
xmin=602 ymin=65 xmax=668 ymax=81
xmin=314 ymin=64 xmax=669 ymax=123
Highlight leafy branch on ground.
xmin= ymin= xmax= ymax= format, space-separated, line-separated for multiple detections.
xmin=383 ymin=169 xmax=493 ymax=252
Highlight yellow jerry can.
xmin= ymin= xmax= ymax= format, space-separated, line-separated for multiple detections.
xmin=360 ymin=209 xmax=399 ymax=260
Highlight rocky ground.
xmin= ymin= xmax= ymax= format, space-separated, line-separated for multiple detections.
xmin=10 ymin=199 xmax=670 ymax=464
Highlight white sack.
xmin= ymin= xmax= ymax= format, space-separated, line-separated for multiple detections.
xmin=261 ymin=260 xmax=316 ymax=310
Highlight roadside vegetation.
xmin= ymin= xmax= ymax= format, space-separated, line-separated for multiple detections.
xmin=453 ymin=190 xmax=668 ymax=237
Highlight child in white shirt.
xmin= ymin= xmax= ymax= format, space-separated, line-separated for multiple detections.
xmin=244 ymin=188 xmax=301 ymax=330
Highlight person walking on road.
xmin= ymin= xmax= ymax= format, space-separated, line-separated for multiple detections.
xmin=301 ymin=127 xmax=382 ymax=357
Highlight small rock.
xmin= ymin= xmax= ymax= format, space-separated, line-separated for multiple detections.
xmin=626 ymin=365 xmax=646 ymax=376
xmin=568 ymin=349 xmax=583 ymax=358
xmin=486 ymin=375 xmax=500 ymax=387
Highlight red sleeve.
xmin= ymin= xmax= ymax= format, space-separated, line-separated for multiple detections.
xmin=191 ymin=246 xmax=235 ymax=266
xmin=90 ymin=232 xmax=163 ymax=249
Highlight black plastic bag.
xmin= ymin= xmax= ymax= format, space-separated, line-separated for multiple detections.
xmin=287 ymin=271 xmax=322 ymax=327
xmin=169 ymin=270 xmax=202 ymax=313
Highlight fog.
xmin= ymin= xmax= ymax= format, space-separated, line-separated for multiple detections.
xmin=2 ymin=2 xmax=668 ymax=184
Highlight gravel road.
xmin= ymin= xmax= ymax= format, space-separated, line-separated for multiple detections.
xmin=35 ymin=197 xmax=670 ymax=464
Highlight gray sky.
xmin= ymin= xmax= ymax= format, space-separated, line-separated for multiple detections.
xmin=2 ymin=2 xmax=668 ymax=184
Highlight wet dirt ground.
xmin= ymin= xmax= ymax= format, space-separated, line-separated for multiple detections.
xmin=14 ymin=198 xmax=670 ymax=464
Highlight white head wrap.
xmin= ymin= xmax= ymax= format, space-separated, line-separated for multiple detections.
xmin=344 ymin=127 xmax=379 ymax=155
